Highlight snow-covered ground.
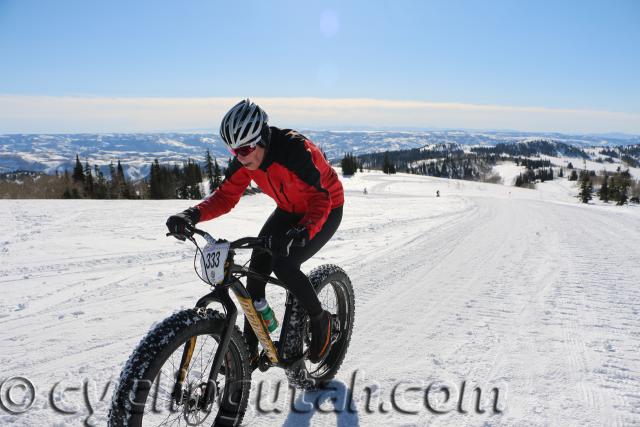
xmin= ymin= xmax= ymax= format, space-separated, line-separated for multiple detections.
xmin=1 ymin=171 xmax=639 ymax=426
xmin=538 ymin=155 xmax=640 ymax=178
xmin=491 ymin=162 xmax=525 ymax=186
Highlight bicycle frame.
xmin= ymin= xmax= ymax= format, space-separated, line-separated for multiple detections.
xmin=170 ymin=232 xmax=304 ymax=408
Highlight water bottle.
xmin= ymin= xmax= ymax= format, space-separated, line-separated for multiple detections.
xmin=254 ymin=298 xmax=278 ymax=333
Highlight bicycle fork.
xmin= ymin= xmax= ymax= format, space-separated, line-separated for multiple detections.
xmin=171 ymin=286 xmax=239 ymax=409
xmin=172 ymin=279 xmax=283 ymax=409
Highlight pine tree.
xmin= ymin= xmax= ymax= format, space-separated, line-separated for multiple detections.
xmin=578 ymin=171 xmax=593 ymax=203
xmin=116 ymin=160 xmax=131 ymax=198
xmin=515 ymin=174 xmax=523 ymax=187
xmin=213 ymin=159 xmax=222 ymax=189
xmin=83 ymin=160 xmax=94 ymax=197
xmin=108 ymin=161 xmax=118 ymax=198
xmin=569 ymin=170 xmax=578 ymax=181
xmin=205 ymin=149 xmax=215 ymax=194
xmin=93 ymin=164 xmax=107 ymax=199
xmin=149 ymin=159 xmax=162 ymax=199
xmin=382 ymin=153 xmax=396 ymax=174
xmin=598 ymin=174 xmax=609 ymax=202
xmin=341 ymin=153 xmax=357 ymax=176
xmin=72 ymin=154 xmax=85 ymax=183
xmin=189 ymin=159 xmax=203 ymax=199
xmin=177 ymin=158 xmax=203 ymax=199
xmin=614 ymin=170 xmax=631 ymax=205
xmin=116 ymin=160 xmax=125 ymax=182
xmin=539 ymin=168 xmax=546 ymax=182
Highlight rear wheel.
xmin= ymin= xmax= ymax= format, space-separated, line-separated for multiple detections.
xmin=108 ymin=308 xmax=250 ymax=426
xmin=285 ymin=265 xmax=355 ymax=390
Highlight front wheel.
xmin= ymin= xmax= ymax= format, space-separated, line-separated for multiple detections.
xmin=108 ymin=308 xmax=251 ymax=427
xmin=285 ymin=264 xmax=355 ymax=390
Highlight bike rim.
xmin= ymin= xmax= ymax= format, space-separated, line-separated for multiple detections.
xmin=138 ymin=333 xmax=240 ymax=426
xmin=304 ymin=277 xmax=351 ymax=377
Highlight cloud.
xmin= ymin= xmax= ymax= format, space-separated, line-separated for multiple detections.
xmin=0 ymin=95 xmax=638 ymax=134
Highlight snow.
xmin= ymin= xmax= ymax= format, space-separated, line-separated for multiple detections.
xmin=1 ymin=171 xmax=639 ymax=426
xmin=157 ymin=138 xmax=191 ymax=149
xmin=492 ymin=162 xmax=525 ymax=185
xmin=490 ymin=156 xmax=638 ymax=189
xmin=538 ymin=155 xmax=640 ymax=178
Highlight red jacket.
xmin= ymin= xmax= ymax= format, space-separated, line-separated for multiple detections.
xmin=196 ymin=128 xmax=344 ymax=239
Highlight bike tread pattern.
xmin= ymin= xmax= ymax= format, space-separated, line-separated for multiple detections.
xmin=108 ymin=308 xmax=250 ymax=427
xmin=285 ymin=264 xmax=355 ymax=390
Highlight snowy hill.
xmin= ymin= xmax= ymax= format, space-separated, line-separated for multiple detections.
xmin=1 ymin=130 xmax=639 ymax=178
xmin=1 ymin=171 xmax=639 ymax=426
xmin=469 ymin=139 xmax=589 ymax=158
xmin=0 ymin=133 xmax=221 ymax=179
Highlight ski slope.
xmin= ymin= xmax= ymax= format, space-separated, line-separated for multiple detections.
xmin=1 ymin=172 xmax=639 ymax=426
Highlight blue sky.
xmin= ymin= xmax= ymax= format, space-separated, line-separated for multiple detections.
xmin=1 ymin=0 xmax=639 ymax=133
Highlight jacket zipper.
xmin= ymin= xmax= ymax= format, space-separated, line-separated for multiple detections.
xmin=266 ymin=173 xmax=284 ymax=205
xmin=279 ymin=182 xmax=291 ymax=204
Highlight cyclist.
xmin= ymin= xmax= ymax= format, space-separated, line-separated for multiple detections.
xmin=166 ymin=99 xmax=344 ymax=364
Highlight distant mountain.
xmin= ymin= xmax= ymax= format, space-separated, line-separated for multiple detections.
xmin=469 ymin=139 xmax=589 ymax=158
xmin=1 ymin=130 xmax=639 ymax=178
xmin=0 ymin=133 xmax=222 ymax=179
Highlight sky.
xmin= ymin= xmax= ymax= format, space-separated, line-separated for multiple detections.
xmin=0 ymin=0 xmax=639 ymax=134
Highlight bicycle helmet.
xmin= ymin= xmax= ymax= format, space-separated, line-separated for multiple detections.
xmin=219 ymin=99 xmax=269 ymax=151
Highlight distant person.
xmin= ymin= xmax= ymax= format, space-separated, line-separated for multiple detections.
xmin=436 ymin=190 xmax=440 ymax=197
xmin=363 ymin=187 xmax=368 ymax=195
xmin=166 ymin=99 xmax=344 ymax=364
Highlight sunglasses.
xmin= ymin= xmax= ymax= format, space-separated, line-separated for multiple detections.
xmin=231 ymin=144 xmax=257 ymax=157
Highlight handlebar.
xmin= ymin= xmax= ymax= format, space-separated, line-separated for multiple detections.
xmin=230 ymin=236 xmax=268 ymax=250
xmin=167 ymin=227 xmax=297 ymax=288
xmin=166 ymin=227 xmax=270 ymax=253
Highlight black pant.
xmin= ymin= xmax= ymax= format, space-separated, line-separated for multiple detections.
xmin=244 ymin=206 xmax=343 ymax=351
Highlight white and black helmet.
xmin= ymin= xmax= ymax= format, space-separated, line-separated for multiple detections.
xmin=219 ymin=99 xmax=269 ymax=151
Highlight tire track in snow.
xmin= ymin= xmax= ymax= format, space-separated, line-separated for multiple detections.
xmin=341 ymin=196 xmax=489 ymax=377
xmin=485 ymin=200 xmax=640 ymax=427
xmin=0 ymin=248 xmax=189 ymax=282
xmin=548 ymin=203 xmax=640 ymax=427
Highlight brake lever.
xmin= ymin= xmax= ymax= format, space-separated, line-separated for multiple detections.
xmin=166 ymin=222 xmax=199 ymax=241
xmin=166 ymin=232 xmax=187 ymax=241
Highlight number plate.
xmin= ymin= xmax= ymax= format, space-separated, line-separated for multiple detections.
xmin=200 ymin=241 xmax=230 ymax=285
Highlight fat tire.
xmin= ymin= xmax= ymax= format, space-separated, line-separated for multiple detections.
xmin=108 ymin=308 xmax=250 ymax=427
xmin=285 ymin=264 xmax=355 ymax=390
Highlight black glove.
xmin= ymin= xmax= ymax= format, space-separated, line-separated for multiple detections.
xmin=267 ymin=225 xmax=309 ymax=257
xmin=166 ymin=207 xmax=201 ymax=240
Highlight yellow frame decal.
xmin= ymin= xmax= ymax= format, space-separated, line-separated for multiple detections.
xmin=177 ymin=337 xmax=197 ymax=384
xmin=236 ymin=296 xmax=279 ymax=363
